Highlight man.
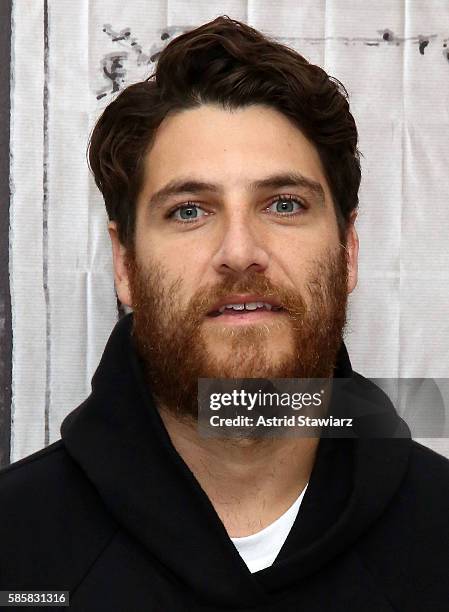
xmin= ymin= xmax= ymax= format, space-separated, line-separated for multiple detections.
xmin=0 ymin=15 xmax=448 ymax=611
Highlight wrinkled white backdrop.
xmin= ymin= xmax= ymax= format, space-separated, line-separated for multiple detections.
xmin=9 ymin=0 xmax=449 ymax=461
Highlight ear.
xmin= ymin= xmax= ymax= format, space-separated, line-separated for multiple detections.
xmin=345 ymin=210 xmax=359 ymax=294
xmin=108 ymin=221 xmax=132 ymax=307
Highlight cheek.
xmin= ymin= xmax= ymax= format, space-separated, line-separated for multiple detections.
xmin=147 ymin=244 xmax=208 ymax=295
xmin=167 ymin=247 xmax=206 ymax=279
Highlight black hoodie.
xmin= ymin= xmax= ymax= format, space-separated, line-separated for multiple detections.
xmin=0 ymin=313 xmax=448 ymax=611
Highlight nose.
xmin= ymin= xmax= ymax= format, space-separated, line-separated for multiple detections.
xmin=209 ymin=210 xmax=270 ymax=276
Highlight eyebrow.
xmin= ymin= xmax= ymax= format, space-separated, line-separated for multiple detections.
xmin=147 ymin=172 xmax=326 ymax=210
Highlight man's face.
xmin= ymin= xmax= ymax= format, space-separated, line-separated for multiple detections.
xmin=109 ymin=104 xmax=358 ymax=419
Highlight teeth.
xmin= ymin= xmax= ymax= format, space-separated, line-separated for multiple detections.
xmin=217 ymin=301 xmax=275 ymax=313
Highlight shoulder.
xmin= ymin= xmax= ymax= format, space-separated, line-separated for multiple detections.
xmin=392 ymin=442 xmax=449 ymax=605
xmin=0 ymin=441 xmax=118 ymax=589
xmin=369 ymin=440 xmax=449 ymax=521
xmin=0 ymin=440 xmax=72 ymax=487
xmin=401 ymin=440 xmax=449 ymax=523
xmin=356 ymin=440 xmax=449 ymax=607
xmin=407 ymin=440 xmax=449 ymax=493
xmin=410 ymin=439 xmax=449 ymax=466
xmin=0 ymin=440 xmax=106 ymax=513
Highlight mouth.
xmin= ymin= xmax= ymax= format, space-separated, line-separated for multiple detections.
xmin=207 ymin=296 xmax=284 ymax=316
xmin=207 ymin=304 xmax=285 ymax=317
xmin=206 ymin=303 xmax=286 ymax=324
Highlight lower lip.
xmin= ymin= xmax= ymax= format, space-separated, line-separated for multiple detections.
xmin=205 ymin=309 xmax=286 ymax=325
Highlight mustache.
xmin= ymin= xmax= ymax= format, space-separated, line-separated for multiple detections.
xmin=195 ymin=278 xmax=309 ymax=320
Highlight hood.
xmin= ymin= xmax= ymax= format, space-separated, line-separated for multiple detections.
xmin=61 ymin=313 xmax=412 ymax=608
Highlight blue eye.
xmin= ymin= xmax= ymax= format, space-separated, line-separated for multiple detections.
xmin=166 ymin=195 xmax=306 ymax=225
xmin=169 ymin=204 xmax=205 ymax=223
xmin=266 ymin=195 xmax=306 ymax=216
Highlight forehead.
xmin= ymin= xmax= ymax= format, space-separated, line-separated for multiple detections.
xmin=140 ymin=104 xmax=332 ymax=203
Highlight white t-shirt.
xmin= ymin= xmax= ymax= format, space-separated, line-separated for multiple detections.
xmin=230 ymin=483 xmax=309 ymax=573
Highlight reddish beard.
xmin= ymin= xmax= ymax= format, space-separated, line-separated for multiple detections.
xmin=126 ymin=245 xmax=349 ymax=421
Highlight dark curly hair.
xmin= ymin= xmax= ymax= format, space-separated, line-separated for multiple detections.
xmin=88 ymin=15 xmax=361 ymax=248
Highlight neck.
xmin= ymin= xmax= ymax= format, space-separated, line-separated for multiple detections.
xmin=158 ymin=407 xmax=319 ymax=537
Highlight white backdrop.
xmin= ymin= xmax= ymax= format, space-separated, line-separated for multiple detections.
xmin=9 ymin=0 xmax=449 ymax=461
